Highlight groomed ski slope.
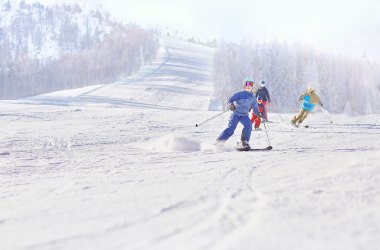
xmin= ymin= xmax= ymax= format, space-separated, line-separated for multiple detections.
xmin=1 ymin=37 xmax=380 ymax=250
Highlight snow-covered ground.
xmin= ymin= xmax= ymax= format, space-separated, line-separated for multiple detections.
xmin=1 ymin=38 xmax=380 ymax=250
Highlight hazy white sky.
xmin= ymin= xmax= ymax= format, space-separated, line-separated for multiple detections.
xmin=32 ymin=0 xmax=380 ymax=59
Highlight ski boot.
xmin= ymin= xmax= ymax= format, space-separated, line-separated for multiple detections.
xmin=241 ymin=140 xmax=251 ymax=150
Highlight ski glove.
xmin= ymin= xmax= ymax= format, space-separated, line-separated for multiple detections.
xmin=319 ymin=101 xmax=323 ymax=107
xmin=229 ymin=104 xmax=236 ymax=111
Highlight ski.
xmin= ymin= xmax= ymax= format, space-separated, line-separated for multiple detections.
xmin=236 ymin=145 xmax=273 ymax=151
xmin=290 ymin=123 xmax=309 ymax=128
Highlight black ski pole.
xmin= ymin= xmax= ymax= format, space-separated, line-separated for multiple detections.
xmin=195 ymin=110 xmax=228 ymax=127
xmin=321 ymin=107 xmax=333 ymax=124
xmin=262 ymin=119 xmax=273 ymax=149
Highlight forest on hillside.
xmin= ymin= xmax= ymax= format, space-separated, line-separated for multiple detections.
xmin=213 ymin=40 xmax=380 ymax=114
xmin=0 ymin=0 xmax=159 ymax=99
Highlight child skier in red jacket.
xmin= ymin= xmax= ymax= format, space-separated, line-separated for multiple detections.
xmin=250 ymin=96 xmax=266 ymax=130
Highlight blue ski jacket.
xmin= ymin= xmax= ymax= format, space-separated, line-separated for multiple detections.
xmin=302 ymin=95 xmax=316 ymax=111
xmin=228 ymin=90 xmax=259 ymax=117
xmin=299 ymin=91 xmax=321 ymax=111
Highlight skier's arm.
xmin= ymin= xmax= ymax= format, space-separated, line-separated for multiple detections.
xmin=227 ymin=92 xmax=242 ymax=105
xmin=229 ymin=103 xmax=236 ymax=111
xmin=315 ymin=93 xmax=322 ymax=106
xmin=266 ymin=89 xmax=271 ymax=102
xmin=298 ymin=93 xmax=307 ymax=101
xmin=227 ymin=92 xmax=242 ymax=111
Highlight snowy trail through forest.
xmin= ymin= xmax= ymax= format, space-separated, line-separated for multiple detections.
xmin=1 ymin=38 xmax=380 ymax=250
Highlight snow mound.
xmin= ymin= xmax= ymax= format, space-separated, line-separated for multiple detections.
xmin=149 ymin=134 xmax=201 ymax=152
xmin=200 ymin=141 xmax=235 ymax=152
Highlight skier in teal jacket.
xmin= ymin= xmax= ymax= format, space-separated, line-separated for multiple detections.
xmin=291 ymin=87 xmax=323 ymax=126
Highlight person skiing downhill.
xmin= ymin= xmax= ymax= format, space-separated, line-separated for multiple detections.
xmin=216 ymin=77 xmax=260 ymax=150
xmin=250 ymin=96 xmax=266 ymax=130
xmin=255 ymin=81 xmax=271 ymax=121
xmin=291 ymin=87 xmax=323 ymax=127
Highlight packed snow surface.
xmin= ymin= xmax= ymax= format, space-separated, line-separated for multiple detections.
xmin=1 ymin=38 xmax=380 ymax=250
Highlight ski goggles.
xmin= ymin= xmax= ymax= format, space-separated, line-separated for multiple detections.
xmin=245 ymin=81 xmax=254 ymax=87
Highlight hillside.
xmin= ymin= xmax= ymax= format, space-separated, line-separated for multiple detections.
xmin=0 ymin=0 xmax=159 ymax=99
xmin=1 ymin=37 xmax=380 ymax=250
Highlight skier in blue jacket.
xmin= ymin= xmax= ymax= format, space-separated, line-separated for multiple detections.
xmin=216 ymin=77 xmax=260 ymax=149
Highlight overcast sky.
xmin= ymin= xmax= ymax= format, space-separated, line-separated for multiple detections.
xmin=29 ymin=0 xmax=380 ymax=59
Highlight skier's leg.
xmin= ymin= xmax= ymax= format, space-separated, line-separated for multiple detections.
xmin=240 ymin=116 xmax=253 ymax=142
xmin=263 ymin=101 xmax=268 ymax=120
xmin=291 ymin=108 xmax=303 ymax=124
xmin=298 ymin=109 xmax=307 ymax=122
xmin=291 ymin=115 xmax=297 ymax=124
xmin=298 ymin=110 xmax=310 ymax=124
xmin=250 ymin=113 xmax=257 ymax=124
xmin=255 ymin=117 xmax=261 ymax=129
xmin=217 ymin=114 xmax=239 ymax=141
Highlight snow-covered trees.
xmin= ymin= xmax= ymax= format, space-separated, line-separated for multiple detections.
xmin=0 ymin=1 xmax=159 ymax=99
xmin=213 ymin=40 xmax=380 ymax=114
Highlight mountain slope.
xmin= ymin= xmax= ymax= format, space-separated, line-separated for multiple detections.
xmin=0 ymin=1 xmax=159 ymax=99
xmin=21 ymin=37 xmax=215 ymax=111
xmin=0 ymin=38 xmax=380 ymax=250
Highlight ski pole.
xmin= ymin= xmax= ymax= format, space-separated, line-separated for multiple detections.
xmin=321 ymin=107 xmax=333 ymax=124
xmin=262 ymin=119 xmax=272 ymax=147
xmin=265 ymin=101 xmax=284 ymax=123
xmin=195 ymin=110 xmax=228 ymax=127
xmin=274 ymin=110 xmax=285 ymax=123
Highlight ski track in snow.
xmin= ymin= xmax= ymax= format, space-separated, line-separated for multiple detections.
xmin=1 ymin=37 xmax=380 ymax=250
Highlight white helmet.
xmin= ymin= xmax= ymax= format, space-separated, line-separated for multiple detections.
xmin=307 ymin=87 xmax=314 ymax=94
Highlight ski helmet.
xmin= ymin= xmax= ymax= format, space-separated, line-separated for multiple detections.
xmin=257 ymin=96 xmax=263 ymax=103
xmin=243 ymin=77 xmax=254 ymax=87
xmin=260 ymin=81 xmax=266 ymax=87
